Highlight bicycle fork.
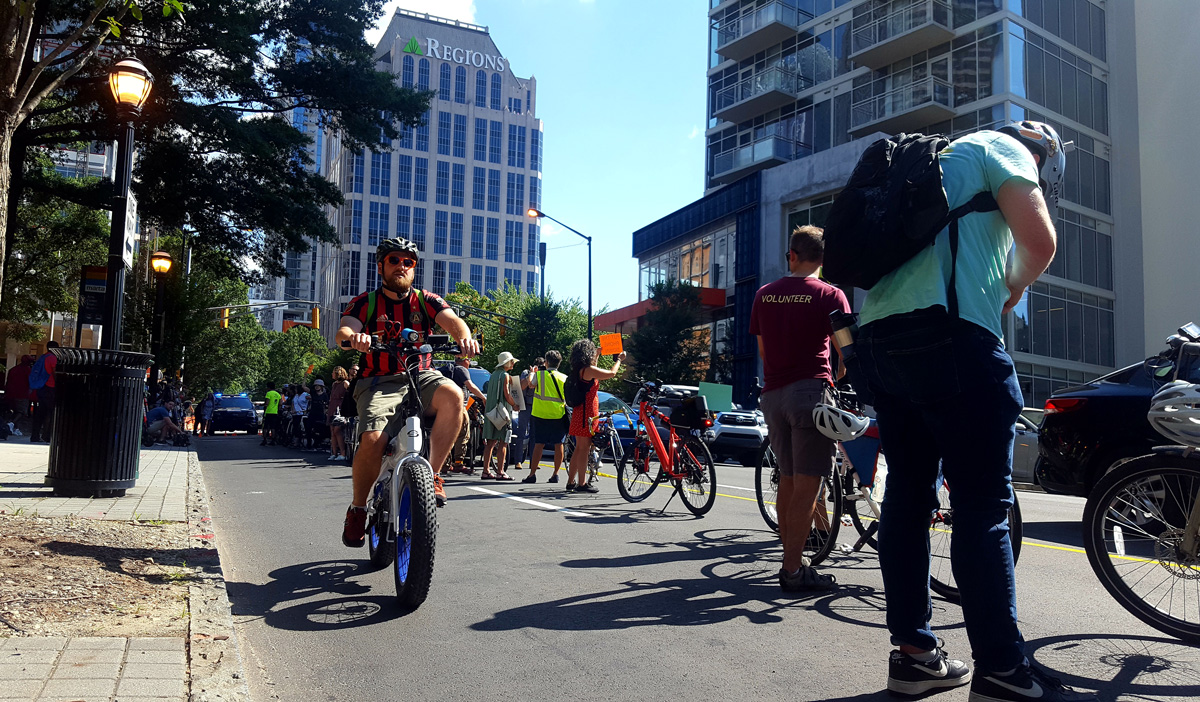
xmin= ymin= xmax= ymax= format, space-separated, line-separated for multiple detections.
xmin=375 ymin=416 xmax=427 ymax=544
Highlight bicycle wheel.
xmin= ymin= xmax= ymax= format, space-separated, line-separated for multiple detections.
xmin=617 ymin=437 xmax=661 ymax=503
xmin=755 ymin=440 xmax=780 ymax=533
xmin=806 ymin=467 xmax=843 ymax=567
xmin=394 ymin=461 xmax=438 ymax=609
xmin=676 ymin=437 xmax=717 ymax=516
xmin=1082 ymin=454 xmax=1200 ymax=644
xmin=929 ymin=485 xmax=1023 ymax=603
xmin=367 ymin=478 xmax=394 ymax=569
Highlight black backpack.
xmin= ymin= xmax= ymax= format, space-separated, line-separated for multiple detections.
xmin=822 ymin=133 xmax=998 ymax=317
xmin=564 ymin=370 xmax=586 ymax=408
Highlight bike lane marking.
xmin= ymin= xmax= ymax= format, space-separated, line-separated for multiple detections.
xmin=468 ymin=486 xmax=594 ymax=517
xmin=595 ymin=471 xmax=764 ymax=504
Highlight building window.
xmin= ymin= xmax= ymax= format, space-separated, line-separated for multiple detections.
xmin=366 ymin=261 xmax=378 ymax=291
xmin=435 ymin=160 xmax=449 ymax=205
xmin=488 ymin=121 xmax=502 ymax=164
xmin=490 ymin=73 xmax=502 ymax=110
xmin=414 ymin=157 xmax=428 ymax=202
xmin=344 ymin=199 xmax=362 ymax=245
xmin=413 ymin=259 xmax=424 ymax=289
xmin=418 ymin=59 xmax=430 ymax=90
xmin=472 ymin=167 xmax=486 ymax=210
xmin=474 ymin=118 xmax=488 ymax=161
xmin=433 ymin=259 xmax=446 ymax=296
xmin=505 ymin=173 xmax=525 ymax=215
xmin=398 ymin=123 xmax=413 ymax=150
xmin=531 ymin=129 xmax=542 ymax=171
xmin=434 ymin=210 xmax=448 ymax=255
xmin=1044 ymin=208 xmax=1113 ymax=290
xmin=527 ymin=224 xmax=538 ymax=266
xmin=346 ymin=152 xmax=364 ymax=194
xmin=1013 ymin=281 xmax=1115 ymax=368
xmin=485 ymin=265 xmax=498 ymax=293
xmin=450 ymin=212 xmax=463 ymax=257
xmin=506 ymin=125 xmax=527 ymax=168
xmin=475 ymin=70 xmax=488 ymax=107
xmin=526 ymin=270 xmax=536 ymax=295
xmin=412 ymin=207 xmax=426 ymax=251
xmin=449 ymin=261 xmax=462 ymax=290
xmin=505 ymin=268 xmax=521 ymax=289
xmin=451 ymin=163 xmax=465 ymax=208
xmin=439 ymin=63 xmax=451 ymax=101
xmin=397 ymin=154 xmax=412 ymax=200
xmin=415 ymin=110 xmax=429 ymax=151
xmin=471 ymin=216 xmax=485 ymax=258
xmin=341 ymin=250 xmax=361 ymax=296
xmin=486 ymin=217 xmax=499 ymax=261
xmin=470 ymin=264 xmax=483 ymax=291
xmin=396 ymin=204 xmax=410 ymax=237
xmin=437 ymin=111 xmax=451 ymax=155
xmin=402 ymin=56 xmax=414 ymax=88
xmin=487 ymin=169 xmax=501 ymax=213
xmin=368 ymin=201 xmax=389 ymax=246
xmin=369 ymin=152 xmax=390 ymax=197
xmin=454 ymin=66 xmax=467 ymax=103
xmin=452 ymin=114 xmax=466 ymax=158
xmin=529 ymin=176 xmax=540 ymax=211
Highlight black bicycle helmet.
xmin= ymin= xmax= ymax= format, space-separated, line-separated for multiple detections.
xmin=375 ymin=236 xmax=420 ymax=262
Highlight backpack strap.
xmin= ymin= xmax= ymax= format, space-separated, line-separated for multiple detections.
xmin=945 ymin=192 xmax=999 ymax=318
xmin=365 ymin=290 xmax=378 ymax=325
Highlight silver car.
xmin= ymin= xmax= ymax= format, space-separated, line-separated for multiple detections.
xmin=1013 ymin=414 xmax=1040 ymax=484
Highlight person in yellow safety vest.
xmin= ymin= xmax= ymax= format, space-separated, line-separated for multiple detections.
xmin=522 ymin=350 xmax=569 ymax=484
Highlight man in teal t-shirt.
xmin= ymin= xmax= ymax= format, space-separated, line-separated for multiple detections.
xmin=855 ymin=123 xmax=1096 ymax=702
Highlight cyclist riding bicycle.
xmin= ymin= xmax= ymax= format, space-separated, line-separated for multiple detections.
xmin=336 ymin=237 xmax=480 ymax=547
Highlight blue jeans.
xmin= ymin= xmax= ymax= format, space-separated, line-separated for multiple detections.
xmin=856 ymin=308 xmax=1023 ymax=672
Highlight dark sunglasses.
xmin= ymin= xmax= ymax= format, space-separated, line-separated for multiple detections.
xmin=384 ymin=255 xmax=417 ymax=269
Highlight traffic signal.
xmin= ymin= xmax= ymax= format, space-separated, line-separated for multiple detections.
xmin=220 ymin=308 xmax=230 ymax=329
xmin=311 ymin=307 xmax=320 ymax=330
xmin=499 ymin=316 xmax=506 ymax=337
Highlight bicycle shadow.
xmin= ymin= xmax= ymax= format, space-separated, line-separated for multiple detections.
xmin=1020 ymin=520 xmax=1086 ymax=550
xmin=225 ymin=559 xmax=408 ymax=631
xmin=1024 ymin=633 xmax=1200 ymax=701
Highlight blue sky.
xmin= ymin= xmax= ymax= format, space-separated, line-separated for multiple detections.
xmin=370 ymin=0 xmax=709 ymax=313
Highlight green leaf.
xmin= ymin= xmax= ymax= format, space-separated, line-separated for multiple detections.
xmin=130 ymin=4 xmax=143 ymax=21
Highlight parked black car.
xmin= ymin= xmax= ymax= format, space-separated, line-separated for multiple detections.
xmin=208 ymin=394 xmax=261 ymax=435
xmin=1035 ymin=361 xmax=1186 ymax=496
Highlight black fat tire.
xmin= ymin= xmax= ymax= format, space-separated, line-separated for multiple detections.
xmin=394 ymin=462 xmax=438 ymax=610
xmin=1082 ymin=454 xmax=1200 ymax=644
xmin=617 ymin=438 xmax=661 ymax=503
xmin=676 ymin=437 xmax=718 ymax=517
xmin=928 ymin=489 xmax=1023 ymax=603
xmin=806 ymin=468 xmax=843 ymax=567
xmin=755 ymin=440 xmax=779 ymax=533
xmin=367 ymin=480 xmax=394 ymax=569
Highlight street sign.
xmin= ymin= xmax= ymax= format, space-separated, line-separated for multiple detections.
xmin=122 ymin=194 xmax=138 ymax=267
xmin=78 ymin=266 xmax=107 ymax=325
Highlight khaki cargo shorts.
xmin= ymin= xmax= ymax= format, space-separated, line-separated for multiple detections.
xmin=354 ymin=370 xmax=454 ymax=439
xmin=758 ymin=379 xmax=835 ymax=478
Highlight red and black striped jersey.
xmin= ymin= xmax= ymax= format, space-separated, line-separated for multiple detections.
xmin=342 ymin=287 xmax=450 ymax=377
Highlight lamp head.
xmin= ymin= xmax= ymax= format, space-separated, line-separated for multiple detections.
xmin=526 ymin=208 xmax=543 ymax=219
xmin=109 ymin=58 xmax=154 ymax=114
xmin=150 ymin=250 xmax=173 ymax=275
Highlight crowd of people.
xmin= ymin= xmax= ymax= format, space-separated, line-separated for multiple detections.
xmin=256 ymin=370 xmax=354 ymax=459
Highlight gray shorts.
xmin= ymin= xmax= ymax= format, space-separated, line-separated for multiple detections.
xmin=759 ymin=379 xmax=835 ymax=478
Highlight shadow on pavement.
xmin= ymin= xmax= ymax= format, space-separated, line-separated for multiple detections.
xmin=226 ymin=560 xmax=408 ymax=631
xmin=1024 ymin=632 xmax=1200 ymax=701
xmin=1020 ymin=520 xmax=1085 ymax=550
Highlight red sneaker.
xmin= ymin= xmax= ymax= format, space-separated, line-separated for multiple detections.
xmin=342 ymin=506 xmax=367 ymax=547
xmin=433 ymin=474 xmax=447 ymax=508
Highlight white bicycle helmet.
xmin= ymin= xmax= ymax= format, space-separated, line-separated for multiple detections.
xmin=813 ymin=402 xmax=870 ymax=442
xmin=1148 ymin=380 xmax=1200 ymax=448
xmin=997 ymin=120 xmax=1070 ymax=210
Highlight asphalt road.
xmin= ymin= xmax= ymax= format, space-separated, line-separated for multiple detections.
xmin=196 ymin=435 xmax=1200 ymax=702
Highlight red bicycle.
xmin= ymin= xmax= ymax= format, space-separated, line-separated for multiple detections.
xmin=617 ymin=380 xmax=718 ymax=516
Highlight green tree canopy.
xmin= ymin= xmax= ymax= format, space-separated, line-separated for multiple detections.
xmin=264 ymin=324 xmax=329 ymax=389
xmin=626 ymin=279 xmax=709 ymax=386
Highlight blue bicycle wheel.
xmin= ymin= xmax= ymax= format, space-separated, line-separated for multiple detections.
xmin=392 ymin=463 xmax=437 ymax=609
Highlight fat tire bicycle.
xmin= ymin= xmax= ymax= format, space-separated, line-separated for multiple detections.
xmin=754 ymin=390 xmax=1023 ymax=603
xmin=616 ymin=380 xmax=718 ymax=517
xmin=344 ymin=329 xmax=461 ymax=610
xmin=1081 ymin=326 xmax=1200 ymax=644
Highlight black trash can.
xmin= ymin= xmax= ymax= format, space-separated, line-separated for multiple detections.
xmin=45 ymin=348 xmax=153 ymax=497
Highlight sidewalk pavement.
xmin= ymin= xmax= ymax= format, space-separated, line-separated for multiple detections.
xmin=0 ymin=440 xmax=188 ymax=521
xmin=0 ymin=439 xmax=247 ymax=702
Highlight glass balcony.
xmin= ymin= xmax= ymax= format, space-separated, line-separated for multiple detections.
xmin=714 ymin=66 xmax=807 ymax=125
xmin=851 ymin=76 xmax=954 ymax=135
xmin=711 ymin=134 xmax=807 ymax=184
xmin=850 ymin=0 xmax=954 ymax=70
xmin=713 ymin=2 xmax=812 ymax=63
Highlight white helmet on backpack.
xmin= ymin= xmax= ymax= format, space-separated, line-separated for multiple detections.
xmin=812 ymin=402 xmax=870 ymax=442
xmin=997 ymin=120 xmax=1070 ymax=211
xmin=1148 ymin=380 xmax=1200 ymax=448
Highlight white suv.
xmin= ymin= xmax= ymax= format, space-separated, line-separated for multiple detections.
xmin=706 ymin=409 xmax=767 ymax=466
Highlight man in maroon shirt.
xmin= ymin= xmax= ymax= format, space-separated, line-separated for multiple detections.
xmin=4 ymin=355 xmax=34 ymax=426
xmin=749 ymin=226 xmax=849 ymax=592
xmin=336 ymin=237 xmax=479 ymax=547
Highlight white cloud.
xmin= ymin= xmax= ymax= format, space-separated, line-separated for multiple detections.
xmin=688 ymin=125 xmax=703 ymax=140
xmin=366 ymin=1 xmax=479 ymax=46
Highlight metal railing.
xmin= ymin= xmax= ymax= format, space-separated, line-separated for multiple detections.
xmin=851 ymin=75 xmax=952 ymax=128
xmin=715 ymin=1 xmax=812 ymax=51
xmin=712 ymin=133 xmax=809 ymax=179
xmin=714 ymin=66 xmax=807 ymax=114
xmin=851 ymin=0 xmax=952 ymax=55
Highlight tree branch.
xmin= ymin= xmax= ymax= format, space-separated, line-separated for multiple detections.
xmin=15 ymin=3 xmax=121 ymax=113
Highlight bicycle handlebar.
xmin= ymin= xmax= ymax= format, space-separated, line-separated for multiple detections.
xmin=340 ymin=329 xmax=463 ymax=356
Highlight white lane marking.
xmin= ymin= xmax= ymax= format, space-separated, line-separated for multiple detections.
xmin=468 ymin=486 xmax=593 ymax=517
xmin=717 ymin=483 xmax=755 ymax=492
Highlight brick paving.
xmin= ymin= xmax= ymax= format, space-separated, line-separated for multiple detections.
xmin=0 ymin=636 xmax=185 ymax=701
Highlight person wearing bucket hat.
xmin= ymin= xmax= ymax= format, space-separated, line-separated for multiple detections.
xmin=335 ymin=236 xmax=481 ymax=547
xmin=480 ymin=352 xmax=518 ymax=480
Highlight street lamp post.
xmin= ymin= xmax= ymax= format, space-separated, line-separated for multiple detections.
xmin=527 ymin=208 xmax=592 ymax=339
xmin=538 ymin=241 xmax=547 ymax=302
xmin=147 ymin=251 xmax=173 ymax=387
xmin=100 ymin=58 xmax=154 ymax=351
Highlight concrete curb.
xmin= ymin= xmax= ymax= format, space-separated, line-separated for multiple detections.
xmin=185 ymin=449 xmax=251 ymax=702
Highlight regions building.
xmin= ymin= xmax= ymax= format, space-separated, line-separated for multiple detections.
xmin=602 ymin=0 xmax=1199 ymax=409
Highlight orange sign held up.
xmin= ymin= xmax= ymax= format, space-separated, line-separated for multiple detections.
xmin=599 ymin=333 xmax=623 ymax=356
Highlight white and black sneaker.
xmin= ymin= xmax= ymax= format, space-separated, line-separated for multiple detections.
xmin=887 ymin=646 xmax=972 ymax=697
xmin=968 ymin=660 xmax=1097 ymax=702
